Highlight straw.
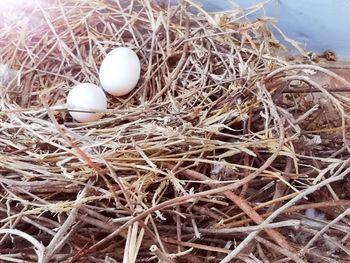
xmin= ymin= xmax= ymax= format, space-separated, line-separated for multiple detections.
xmin=0 ymin=0 xmax=349 ymax=262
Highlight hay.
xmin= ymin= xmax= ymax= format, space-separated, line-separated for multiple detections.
xmin=0 ymin=0 xmax=349 ymax=262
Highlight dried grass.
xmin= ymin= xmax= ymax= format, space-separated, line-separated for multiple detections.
xmin=0 ymin=0 xmax=350 ymax=262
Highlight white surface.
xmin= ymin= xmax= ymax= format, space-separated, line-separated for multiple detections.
xmin=305 ymin=208 xmax=326 ymax=220
xmin=66 ymin=83 xmax=107 ymax=122
xmin=99 ymin=47 xmax=141 ymax=96
xmin=198 ymin=0 xmax=350 ymax=58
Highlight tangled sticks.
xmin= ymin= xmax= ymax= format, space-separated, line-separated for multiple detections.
xmin=0 ymin=0 xmax=349 ymax=262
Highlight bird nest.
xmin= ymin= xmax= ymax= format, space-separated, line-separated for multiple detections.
xmin=0 ymin=0 xmax=350 ymax=262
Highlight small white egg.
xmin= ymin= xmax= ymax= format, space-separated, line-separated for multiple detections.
xmin=66 ymin=83 xmax=107 ymax=122
xmin=99 ymin=47 xmax=141 ymax=96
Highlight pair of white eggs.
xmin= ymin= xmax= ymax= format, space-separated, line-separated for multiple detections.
xmin=66 ymin=47 xmax=141 ymax=122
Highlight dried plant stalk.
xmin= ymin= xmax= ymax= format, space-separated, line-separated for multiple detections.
xmin=0 ymin=0 xmax=349 ymax=262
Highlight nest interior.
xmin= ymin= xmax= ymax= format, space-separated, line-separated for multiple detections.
xmin=0 ymin=0 xmax=350 ymax=262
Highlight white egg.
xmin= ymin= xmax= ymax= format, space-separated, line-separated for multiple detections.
xmin=99 ymin=47 xmax=141 ymax=96
xmin=66 ymin=83 xmax=107 ymax=122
